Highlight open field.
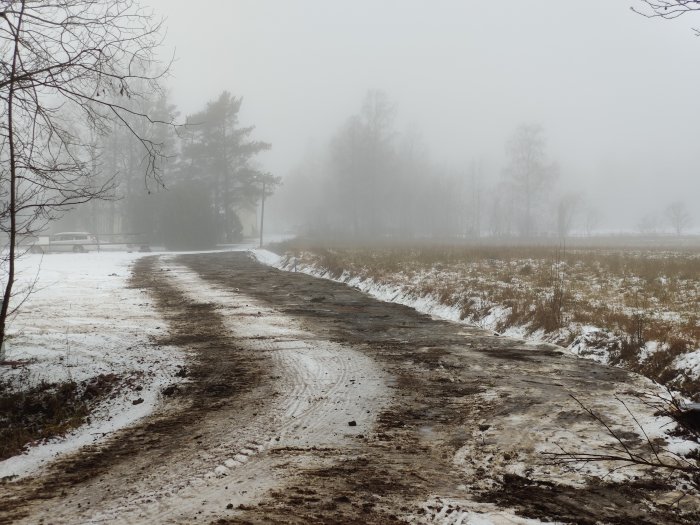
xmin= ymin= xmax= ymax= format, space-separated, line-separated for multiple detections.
xmin=271 ymin=239 xmax=700 ymax=399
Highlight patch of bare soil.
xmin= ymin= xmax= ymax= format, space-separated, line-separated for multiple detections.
xmin=1 ymin=251 xmax=699 ymax=524
xmin=481 ymin=474 xmax=679 ymax=525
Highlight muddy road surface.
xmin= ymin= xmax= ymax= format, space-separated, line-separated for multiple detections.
xmin=1 ymin=252 xmax=699 ymax=524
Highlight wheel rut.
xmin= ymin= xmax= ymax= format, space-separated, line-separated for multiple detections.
xmin=1 ymin=252 xmax=699 ymax=524
xmin=0 ymin=255 xmax=389 ymax=524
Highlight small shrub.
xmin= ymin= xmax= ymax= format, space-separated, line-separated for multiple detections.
xmin=519 ymin=263 xmax=533 ymax=276
xmin=159 ymin=182 xmax=218 ymax=250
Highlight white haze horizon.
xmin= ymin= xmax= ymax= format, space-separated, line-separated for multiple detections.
xmin=145 ymin=0 xmax=700 ymax=233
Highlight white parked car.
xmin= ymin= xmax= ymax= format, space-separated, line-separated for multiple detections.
xmin=31 ymin=232 xmax=100 ymax=253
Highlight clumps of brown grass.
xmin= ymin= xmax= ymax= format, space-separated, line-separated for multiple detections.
xmin=316 ymin=249 xmax=346 ymax=279
xmin=608 ymin=337 xmax=643 ymax=367
xmin=0 ymin=373 xmax=119 ymax=460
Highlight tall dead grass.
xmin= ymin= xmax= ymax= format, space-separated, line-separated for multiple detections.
xmin=273 ymin=239 xmax=700 ymax=394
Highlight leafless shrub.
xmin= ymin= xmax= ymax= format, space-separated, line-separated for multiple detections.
xmin=633 ymin=0 xmax=700 ymax=21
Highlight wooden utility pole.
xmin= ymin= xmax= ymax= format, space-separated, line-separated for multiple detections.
xmin=259 ymin=180 xmax=266 ymax=248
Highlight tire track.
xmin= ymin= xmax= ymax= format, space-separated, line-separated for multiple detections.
xmin=411 ymin=497 xmax=547 ymax=525
xmin=72 ymin=258 xmax=389 ymax=524
xmin=6 ymin=251 xmax=697 ymax=524
xmin=164 ymin=260 xmax=385 ymax=447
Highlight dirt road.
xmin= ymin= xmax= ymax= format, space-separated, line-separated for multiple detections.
xmin=1 ymin=252 xmax=698 ymax=524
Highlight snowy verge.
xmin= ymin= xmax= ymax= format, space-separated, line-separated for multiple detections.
xmin=251 ymin=249 xmax=562 ymax=341
xmin=252 ymin=249 xmax=700 ymax=504
xmin=0 ymin=252 xmax=185 ymax=480
xmin=251 ymin=249 xmax=700 ymax=385
xmin=251 ymin=248 xmax=476 ymax=327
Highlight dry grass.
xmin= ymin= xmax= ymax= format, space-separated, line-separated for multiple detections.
xmin=0 ymin=373 xmax=119 ymax=461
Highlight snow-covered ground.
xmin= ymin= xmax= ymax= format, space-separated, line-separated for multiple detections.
xmin=0 ymin=251 xmax=185 ymax=479
xmin=0 ymin=247 xmax=696 ymax=523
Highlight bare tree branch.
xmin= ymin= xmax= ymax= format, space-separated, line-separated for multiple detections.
xmin=0 ymin=0 xmax=173 ymax=349
xmin=543 ymin=393 xmax=700 ymax=486
xmin=633 ymin=1 xmax=700 ymax=20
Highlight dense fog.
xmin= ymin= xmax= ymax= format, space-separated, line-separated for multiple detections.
xmin=52 ymin=1 xmax=700 ymax=241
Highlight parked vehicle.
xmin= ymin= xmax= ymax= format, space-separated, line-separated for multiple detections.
xmin=30 ymin=232 xmax=100 ymax=253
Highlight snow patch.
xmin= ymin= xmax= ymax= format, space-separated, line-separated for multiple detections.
xmin=674 ymin=349 xmax=700 ymax=378
xmin=249 ymin=248 xmax=281 ymax=267
xmin=566 ymin=326 xmax=616 ymax=364
xmin=0 ymin=251 xmax=184 ymax=479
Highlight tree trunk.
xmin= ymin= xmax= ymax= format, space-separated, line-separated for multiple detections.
xmin=0 ymin=1 xmax=25 ymax=349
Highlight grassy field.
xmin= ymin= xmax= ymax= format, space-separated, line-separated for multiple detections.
xmin=272 ymin=239 xmax=700 ymax=398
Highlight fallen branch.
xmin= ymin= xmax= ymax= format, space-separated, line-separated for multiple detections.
xmin=543 ymin=393 xmax=700 ymax=487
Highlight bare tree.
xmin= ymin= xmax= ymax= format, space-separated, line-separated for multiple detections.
xmin=0 ymin=0 xmax=170 ymax=350
xmin=633 ymin=0 xmax=700 ymax=19
xmin=466 ymin=159 xmax=484 ymax=238
xmin=556 ymin=192 xmax=581 ymax=241
xmin=633 ymin=0 xmax=700 ymax=34
xmin=666 ymin=200 xmax=692 ymax=235
xmin=637 ymin=212 xmax=662 ymax=235
xmin=584 ymin=204 xmax=600 ymax=237
xmin=329 ymin=90 xmax=397 ymax=238
xmin=503 ymin=124 xmax=558 ymax=238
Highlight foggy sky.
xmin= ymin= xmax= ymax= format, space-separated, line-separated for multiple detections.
xmin=145 ymin=0 xmax=700 ymax=231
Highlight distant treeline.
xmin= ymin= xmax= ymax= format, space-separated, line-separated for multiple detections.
xmin=58 ymin=91 xmax=275 ymax=249
xmin=273 ymin=91 xmax=692 ymax=241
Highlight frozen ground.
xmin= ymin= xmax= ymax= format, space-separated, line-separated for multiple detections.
xmin=254 ymin=247 xmax=700 ymax=462
xmin=259 ymin=249 xmax=700 ymax=396
xmin=0 ymin=251 xmax=185 ymax=479
xmin=1 ymin=250 xmax=698 ymax=523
